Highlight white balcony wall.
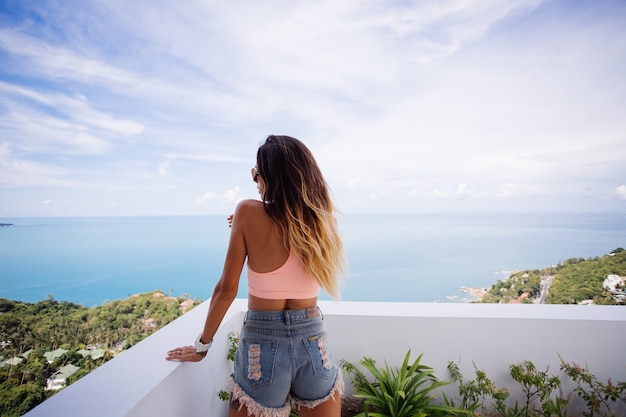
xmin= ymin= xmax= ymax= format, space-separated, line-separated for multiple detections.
xmin=24 ymin=299 xmax=626 ymax=417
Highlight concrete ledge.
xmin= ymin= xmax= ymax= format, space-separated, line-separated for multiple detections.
xmin=24 ymin=298 xmax=247 ymax=417
xmin=24 ymin=300 xmax=626 ymax=416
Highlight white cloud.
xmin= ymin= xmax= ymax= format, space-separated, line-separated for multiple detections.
xmin=495 ymin=183 xmax=549 ymax=198
xmin=425 ymin=182 xmax=552 ymax=201
xmin=195 ymin=187 xmax=243 ymax=207
xmin=429 ymin=183 xmax=482 ymax=199
xmin=0 ymin=81 xmax=143 ymax=155
xmin=1 ymin=0 xmax=625 ymax=215
xmin=0 ymin=142 xmax=77 ymax=188
xmin=157 ymin=160 xmax=171 ymax=177
xmin=616 ymin=185 xmax=626 ymax=200
xmin=0 ymin=28 xmax=146 ymax=87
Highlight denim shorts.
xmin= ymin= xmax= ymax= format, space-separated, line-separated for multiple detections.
xmin=228 ymin=307 xmax=343 ymax=417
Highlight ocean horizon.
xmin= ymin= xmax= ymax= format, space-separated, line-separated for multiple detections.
xmin=1 ymin=212 xmax=625 ymax=307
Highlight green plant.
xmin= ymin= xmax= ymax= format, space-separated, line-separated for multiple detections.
xmin=559 ymin=355 xmax=626 ymax=417
xmin=507 ymin=361 xmax=567 ymax=417
xmin=447 ymin=360 xmax=568 ymax=417
xmin=217 ymin=331 xmax=239 ymax=402
xmin=217 ymin=390 xmax=230 ymax=401
xmin=226 ymin=331 xmax=239 ymax=361
xmin=445 ymin=361 xmax=509 ymax=416
xmin=341 ymin=350 xmax=468 ymax=416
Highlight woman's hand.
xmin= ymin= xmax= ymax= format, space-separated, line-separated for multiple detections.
xmin=227 ymin=214 xmax=234 ymax=228
xmin=166 ymin=346 xmax=206 ymax=362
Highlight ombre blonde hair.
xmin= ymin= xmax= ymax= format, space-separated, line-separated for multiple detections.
xmin=256 ymin=135 xmax=345 ymax=300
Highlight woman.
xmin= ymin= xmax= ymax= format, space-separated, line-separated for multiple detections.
xmin=167 ymin=135 xmax=345 ymax=417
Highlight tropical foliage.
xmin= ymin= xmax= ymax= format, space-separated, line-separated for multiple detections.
xmin=341 ymin=350 xmax=468 ymax=416
xmin=0 ymin=291 xmax=199 ymax=417
xmin=446 ymin=356 xmax=626 ymax=417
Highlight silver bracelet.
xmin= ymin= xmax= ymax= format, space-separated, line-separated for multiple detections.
xmin=194 ymin=333 xmax=213 ymax=353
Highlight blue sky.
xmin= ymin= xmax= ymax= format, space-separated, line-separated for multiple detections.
xmin=1 ymin=0 xmax=625 ymax=216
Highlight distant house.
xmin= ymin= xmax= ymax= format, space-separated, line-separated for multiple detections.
xmin=44 ymin=348 xmax=68 ymax=363
xmin=179 ymin=299 xmax=196 ymax=314
xmin=77 ymin=348 xmax=92 ymax=358
xmin=142 ymin=317 xmax=157 ymax=330
xmin=77 ymin=347 xmax=106 ymax=360
xmin=46 ymin=363 xmax=80 ymax=391
xmin=0 ymin=349 xmax=33 ymax=368
xmin=1 ymin=356 xmax=24 ymax=367
xmin=90 ymin=348 xmax=106 ymax=360
xmin=603 ymin=275 xmax=625 ymax=293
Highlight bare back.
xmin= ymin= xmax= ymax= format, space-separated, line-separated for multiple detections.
xmin=238 ymin=199 xmax=318 ymax=311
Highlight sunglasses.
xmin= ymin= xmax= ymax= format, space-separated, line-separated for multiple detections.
xmin=251 ymin=167 xmax=260 ymax=183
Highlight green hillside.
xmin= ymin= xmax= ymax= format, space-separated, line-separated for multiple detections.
xmin=0 ymin=291 xmax=201 ymax=417
xmin=480 ymin=248 xmax=626 ymax=305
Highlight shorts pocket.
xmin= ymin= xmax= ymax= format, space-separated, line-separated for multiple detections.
xmin=238 ymin=339 xmax=278 ymax=388
xmin=302 ymin=333 xmax=335 ymax=380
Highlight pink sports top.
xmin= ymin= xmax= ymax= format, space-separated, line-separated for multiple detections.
xmin=247 ymin=251 xmax=321 ymax=299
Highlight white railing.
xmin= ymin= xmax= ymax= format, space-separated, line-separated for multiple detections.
xmin=23 ymin=299 xmax=626 ymax=416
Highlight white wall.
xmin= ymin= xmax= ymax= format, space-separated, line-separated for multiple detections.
xmin=23 ymin=299 xmax=626 ymax=416
xmin=322 ymin=301 xmax=626 ymax=414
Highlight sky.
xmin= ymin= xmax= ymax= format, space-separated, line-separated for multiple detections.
xmin=1 ymin=0 xmax=625 ymax=217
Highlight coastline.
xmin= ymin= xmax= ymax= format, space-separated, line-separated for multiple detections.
xmin=460 ymin=270 xmax=518 ymax=302
xmin=460 ymin=286 xmax=489 ymax=302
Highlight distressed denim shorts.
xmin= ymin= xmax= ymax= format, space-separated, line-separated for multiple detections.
xmin=228 ymin=307 xmax=343 ymax=417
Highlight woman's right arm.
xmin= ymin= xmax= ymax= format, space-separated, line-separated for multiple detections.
xmin=198 ymin=201 xmax=250 ymax=343
xmin=166 ymin=201 xmax=250 ymax=362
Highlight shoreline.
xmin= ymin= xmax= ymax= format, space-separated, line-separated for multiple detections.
xmin=460 ymin=286 xmax=489 ymax=302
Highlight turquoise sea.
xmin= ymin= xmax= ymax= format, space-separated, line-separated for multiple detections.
xmin=1 ymin=212 xmax=625 ymax=307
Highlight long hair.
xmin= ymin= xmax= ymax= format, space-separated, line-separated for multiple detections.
xmin=256 ymin=135 xmax=345 ymax=300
